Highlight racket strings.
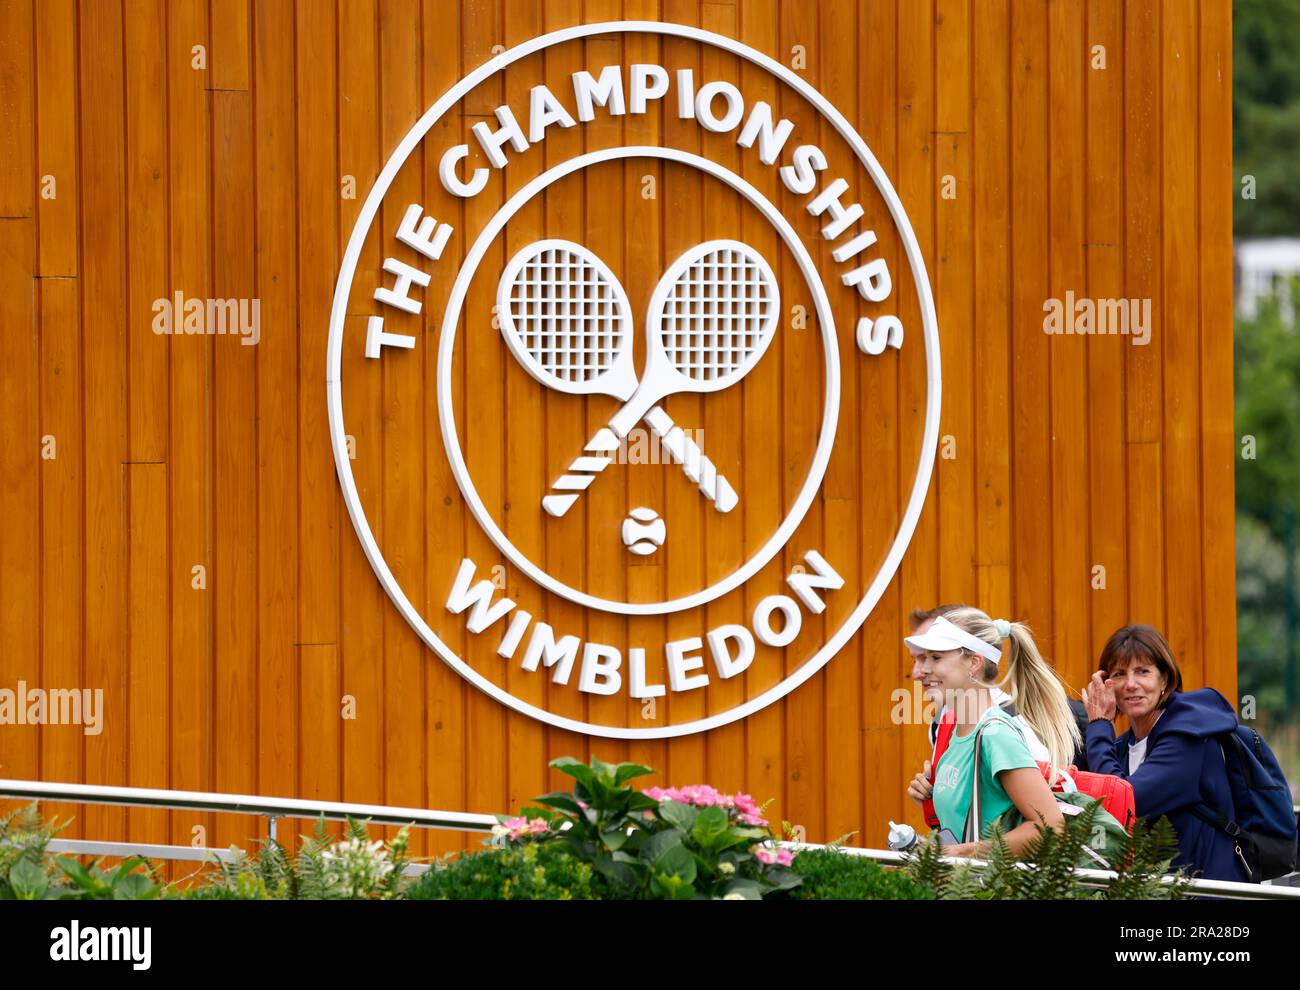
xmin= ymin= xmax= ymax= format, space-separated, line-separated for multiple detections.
xmin=506 ymin=247 xmax=624 ymax=384
xmin=659 ymin=248 xmax=777 ymax=383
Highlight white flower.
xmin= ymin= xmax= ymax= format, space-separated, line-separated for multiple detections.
xmin=718 ymin=862 xmax=736 ymax=876
xmin=723 ymin=893 xmax=746 ymax=900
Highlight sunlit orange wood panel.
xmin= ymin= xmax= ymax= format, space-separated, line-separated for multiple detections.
xmin=0 ymin=0 xmax=1234 ymax=854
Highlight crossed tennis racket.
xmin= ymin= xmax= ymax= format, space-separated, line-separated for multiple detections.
xmin=496 ymin=238 xmax=780 ymax=518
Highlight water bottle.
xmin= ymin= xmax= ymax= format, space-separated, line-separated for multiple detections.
xmin=887 ymin=820 xmax=918 ymax=852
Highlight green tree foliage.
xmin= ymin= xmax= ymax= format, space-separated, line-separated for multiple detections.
xmin=1236 ymin=295 xmax=1300 ymax=727
xmin=1234 ymin=0 xmax=1300 ymax=235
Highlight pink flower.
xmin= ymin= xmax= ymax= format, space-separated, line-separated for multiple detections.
xmin=677 ymin=785 xmax=725 ymax=807
xmin=501 ymin=815 xmax=551 ymax=840
xmin=755 ymin=847 xmax=793 ymax=867
xmin=739 ymin=812 xmax=769 ymax=827
xmin=733 ymin=793 xmax=761 ymax=816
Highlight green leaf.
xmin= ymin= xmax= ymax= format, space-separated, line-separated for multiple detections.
xmin=651 ymin=871 xmax=696 ymax=899
xmin=549 ymin=757 xmax=597 ymax=792
xmin=600 ymin=828 xmax=631 ymax=852
xmin=657 ymin=800 xmax=698 ymax=833
xmin=531 ymin=792 xmax=586 ymax=816
xmin=690 ymin=806 xmax=730 ymax=850
xmin=613 ymin=763 xmax=654 ymax=786
xmin=643 ymin=829 xmax=684 ymax=861
xmin=9 ymin=859 xmax=48 ymax=900
xmin=626 ymin=792 xmax=660 ymax=813
xmin=592 ymin=856 xmax=637 ymax=893
xmin=55 ymin=858 xmax=101 ymax=892
xmin=113 ymin=873 xmax=160 ymax=901
xmin=655 ymin=843 xmax=697 ymax=885
xmin=761 ymin=866 xmax=803 ymax=892
xmin=722 ymin=877 xmax=764 ymax=900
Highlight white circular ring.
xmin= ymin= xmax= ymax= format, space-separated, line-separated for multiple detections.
xmin=326 ymin=21 xmax=942 ymax=739
xmin=438 ymin=147 xmax=838 ymax=615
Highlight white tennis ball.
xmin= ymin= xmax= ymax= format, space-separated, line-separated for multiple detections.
xmin=621 ymin=507 xmax=666 ymax=556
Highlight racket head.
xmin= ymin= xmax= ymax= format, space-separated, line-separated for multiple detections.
xmin=497 ymin=239 xmax=637 ymax=400
xmin=642 ymin=239 xmax=781 ymax=397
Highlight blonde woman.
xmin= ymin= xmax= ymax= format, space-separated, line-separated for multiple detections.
xmin=905 ymin=608 xmax=1081 ymax=857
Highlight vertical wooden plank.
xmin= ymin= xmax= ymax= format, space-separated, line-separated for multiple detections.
xmin=1009 ymin=0 xmax=1051 ymax=635
xmin=211 ymin=88 xmax=258 ymax=848
xmin=0 ymin=220 xmax=39 ymax=795
xmin=620 ymin=0 xmax=668 ymax=789
xmin=896 ymin=0 xmax=938 ymax=831
xmin=896 ymin=0 xmax=939 ymax=617
xmin=657 ymin=0 xmax=705 ymax=789
xmin=295 ymin=0 xmax=342 ymax=822
xmin=35 ymin=0 xmax=79 ymax=276
xmin=500 ymin=0 xmax=549 ymax=818
xmin=127 ymin=464 xmax=169 ymax=846
xmin=739 ymin=0 xmax=786 ymax=834
xmin=126 ymin=0 xmax=170 ymax=466
xmin=418 ymin=0 xmax=468 ymax=855
xmin=79 ymin=0 xmax=129 ymax=847
xmin=935 ymin=0 xmax=976 ymax=607
xmin=540 ymin=0 xmax=591 ymax=789
xmin=972 ymin=0 xmax=1012 ymax=622
xmin=339 ymin=0 xmax=389 ymax=826
xmin=253 ymin=0 xmax=299 ymax=830
xmin=1123 ymin=0 xmax=1164 ymax=624
xmin=1046 ymin=0 xmax=1089 ymax=687
xmin=582 ymin=0 xmax=627 ymax=766
xmin=1161 ymin=0 xmax=1202 ymax=683
xmin=1199 ymin=0 xmax=1235 ymax=699
xmin=168 ymin=0 xmax=216 ymax=857
xmin=299 ymin=645 xmax=341 ymax=804
xmin=859 ymin=0 xmax=907 ymax=836
xmin=0 ymin=0 xmax=34 ymax=217
xmin=1084 ymin=0 xmax=1128 ymax=663
xmin=701 ymin=0 xmax=746 ymax=797
xmin=378 ymin=0 xmax=427 ymax=844
xmin=123 ymin=0 xmax=170 ymax=851
xmin=780 ymin=0 xmax=824 ymax=842
xmin=38 ymin=279 xmax=84 ymax=833
xmin=209 ymin=0 xmax=250 ymax=91
xmin=818 ymin=0 xmax=862 ymax=845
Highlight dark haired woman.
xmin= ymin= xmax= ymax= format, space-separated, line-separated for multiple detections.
xmin=1082 ymin=624 xmax=1247 ymax=882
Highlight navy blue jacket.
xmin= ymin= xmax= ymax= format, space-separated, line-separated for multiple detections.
xmin=1086 ymin=688 xmax=1247 ymax=883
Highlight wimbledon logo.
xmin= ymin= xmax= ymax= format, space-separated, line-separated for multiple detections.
xmin=327 ymin=22 xmax=940 ymax=739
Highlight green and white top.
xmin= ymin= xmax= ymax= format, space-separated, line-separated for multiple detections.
xmin=931 ymin=706 xmax=1037 ymax=841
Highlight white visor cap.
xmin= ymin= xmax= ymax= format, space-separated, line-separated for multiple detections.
xmin=903 ymin=615 xmax=1003 ymax=665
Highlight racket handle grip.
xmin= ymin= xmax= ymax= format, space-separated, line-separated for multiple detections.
xmin=644 ymin=407 xmax=738 ymax=513
xmin=542 ymin=428 xmax=621 ymax=517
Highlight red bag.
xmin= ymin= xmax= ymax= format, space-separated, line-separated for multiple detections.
xmin=922 ymin=709 xmax=957 ymax=829
xmin=922 ymin=709 xmax=1136 ymax=832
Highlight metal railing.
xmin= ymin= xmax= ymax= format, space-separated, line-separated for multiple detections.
xmin=0 ymin=778 xmax=498 ymax=877
xmin=1 ymin=778 xmax=1296 ymax=898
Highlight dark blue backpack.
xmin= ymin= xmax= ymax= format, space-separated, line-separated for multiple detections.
xmin=1193 ymin=725 xmax=1298 ymax=882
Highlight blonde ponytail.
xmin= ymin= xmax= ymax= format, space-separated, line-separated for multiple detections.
xmin=938 ymin=607 xmax=1081 ymax=771
xmin=1001 ymin=622 xmax=1081 ymax=771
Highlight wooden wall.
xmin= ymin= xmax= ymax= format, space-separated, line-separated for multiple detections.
xmin=0 ymin=0 xmax=1234 ymax=857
